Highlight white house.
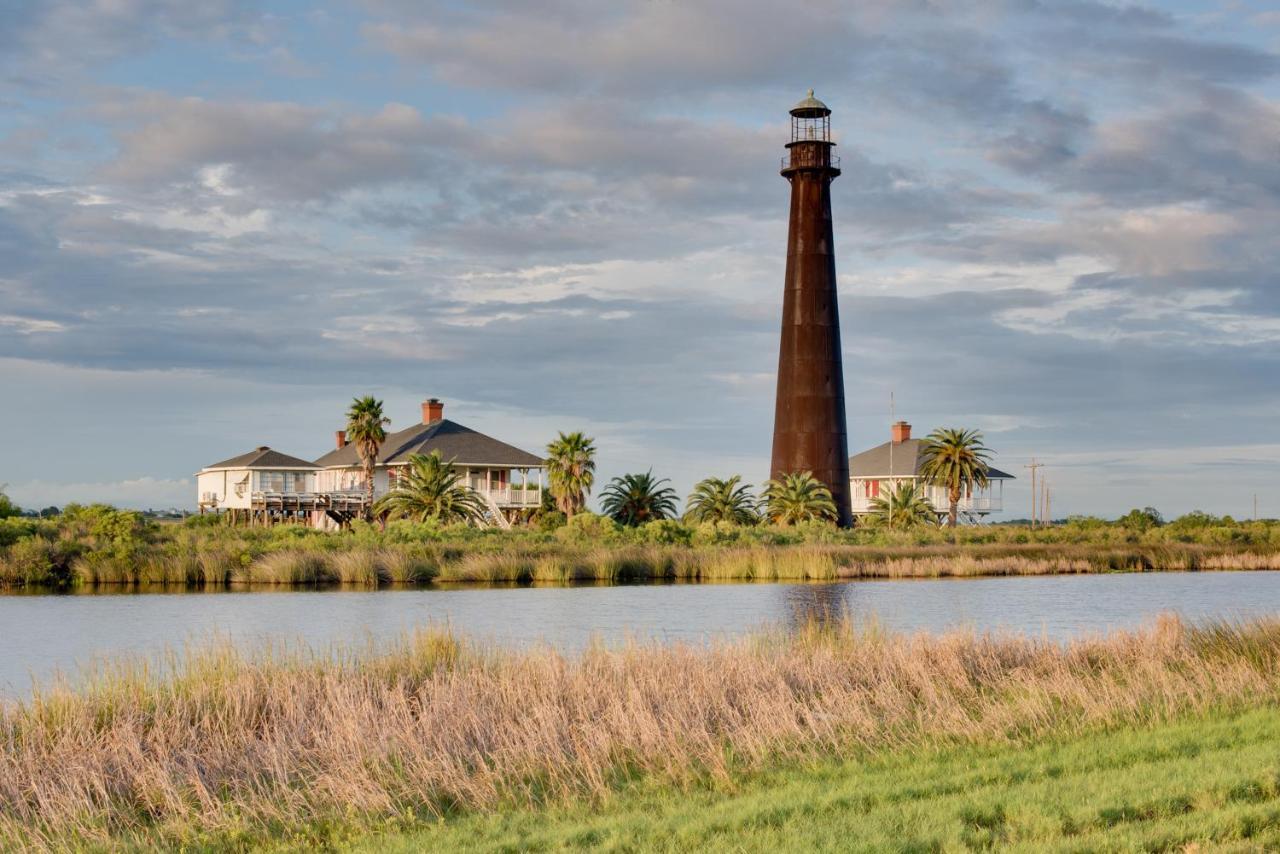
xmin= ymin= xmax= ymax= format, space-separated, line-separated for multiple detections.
xmin=196 ymin=447 xmax=321 ymax=511
xmin=197 ymin=398 xmax=547 ymax=528
xmin=849 ymin=421 xmax=1013 ymax=522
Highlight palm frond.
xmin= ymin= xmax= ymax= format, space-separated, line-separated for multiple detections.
xmin=761 ymin=472 xmax=837 ymax=526
xmin=600 ymin=471 xmax=679 ymax=526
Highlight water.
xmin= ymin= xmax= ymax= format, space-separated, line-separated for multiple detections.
xmin=2 ymin=571 xmax=1280 ymax=698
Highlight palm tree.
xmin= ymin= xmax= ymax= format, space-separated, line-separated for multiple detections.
xmin=918 ymin=428 xmax=991 ymax=528
xmin=600 ymin=471 xmax=678 ymax=526
xmin=761 ymin=472 xmax=837 ymax=526
xmin=546 ymin=431 xmax=596 ymax=518
xmin=684 ymin=475 xmax=758 ymax=525
xmin=867 ymin=481 xmax=937 ymax=530
xmin=345 ymin=395 xmax=390 ymax=520
xmin=373 ymin=452 xmax=486 ymax=524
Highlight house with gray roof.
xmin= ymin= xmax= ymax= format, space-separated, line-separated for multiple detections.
xmin=197 ymin=398 xmax=547 ymax=528
xmin=849 ymin=421 xmax=1014 ymax=521
xmin=197 ymin=447 xmax=320 ymax=512
xmin=313 ymin=399 xmax=546 ymax=527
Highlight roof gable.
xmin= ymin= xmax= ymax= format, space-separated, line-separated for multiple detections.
xmin=203 ymin=447 xmax=320 ymax=471
xmin=314 ymin=419 xmax=544 ymax=468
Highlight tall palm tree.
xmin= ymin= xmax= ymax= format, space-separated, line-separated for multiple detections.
xmin=345 ymin=395 xmax=390 ymax=521
xmin=867 ymin=481 xmax=937 ymax=530
xmin=373 ymin=452 xmax=486 ymax=525
xmin=761 ymin=472 xmax=837 ymax=526
xmin=918 ymin=428 xmax=991 ymax=528
xmin=600 ymin=471 xmax=678 ymax=526
xmin=546 ymin=431 xmax=596 ymax=518
xmin=684 ymin=475 xmax=758 ymax=525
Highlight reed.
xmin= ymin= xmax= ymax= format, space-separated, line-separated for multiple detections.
xmin=4 ymin=520 xmax=1280 ymax=589
xmin=2 ymin=615 xmax=1279 ymax=850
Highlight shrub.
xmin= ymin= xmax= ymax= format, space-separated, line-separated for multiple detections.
xmin=5 ymin=537 xmax=77 ymax=586
xmin=555 ymin=512 xmax=621 ymax=544
xmin=0 ymin=488 xmax=19 ymax=520
xmin=537 ymin=510 xmax=567 ymax=532
xmin=641 ymin=519 xmax=693 ymax=545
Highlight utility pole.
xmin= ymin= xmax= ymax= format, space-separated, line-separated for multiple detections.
xmin=1024 ymin=459 xmax=1043 ymax=526
xmin=1255 ymin=493 xmax=1259 ymax=522
xmin=1042 ymin=478 xmax=1050 ymax=526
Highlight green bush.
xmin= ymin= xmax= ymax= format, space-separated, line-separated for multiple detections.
xmin=555 ymin=512 xmax=621 ymax=544
xmin=0 ymin=518 xmax=41 ymax=548
xmin=641 ymin=519 xmax=693 ymax=545
xmin=537 ymin=511 xmax=567 ymax=532
xmin=0 ymin=489 xmax=20 ymax=520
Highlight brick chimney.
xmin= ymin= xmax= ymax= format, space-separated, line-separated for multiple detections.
xmin=335 ymin=430 xmax=347 ymax=449
xmin=421 ymin=398 xmax=444 ymax=424
xmin=891 ymin=421 xmax=911 ymax=444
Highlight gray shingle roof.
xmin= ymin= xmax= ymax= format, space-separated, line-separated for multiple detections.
xmin=203 ymin=447 xmax=321 ymax=471
xmin=849 ymin=439 xmax=1014 ymax=479
xmin=314 ymin=419 xmax=545 ymax=468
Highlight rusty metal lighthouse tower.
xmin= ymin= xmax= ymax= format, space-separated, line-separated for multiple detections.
xmin=770 ymin=89 xmax=852 ymax=526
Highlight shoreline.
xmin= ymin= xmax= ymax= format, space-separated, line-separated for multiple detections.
xmin=5 ymin=541 xmax=1280 ymax=591
xmin=5 ymin=557 xmax=1280 ymax=595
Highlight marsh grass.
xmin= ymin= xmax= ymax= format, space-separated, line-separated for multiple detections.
xmin=2 ymin=615 xmax=1280 ymax=850
xmin=3 ymin=514 xmax=1280 ymax=590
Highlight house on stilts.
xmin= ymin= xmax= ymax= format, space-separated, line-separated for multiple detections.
xmin=849 ymin=421 xmax=1014 ymax=524
xmin=196 ymin=398 xmax=547 ymax=528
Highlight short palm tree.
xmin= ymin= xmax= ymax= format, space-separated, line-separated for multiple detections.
xmin=761 ymin=472 xmax=837 ymax=526
xmin=373 ymin=452 xmax=486 ymax=524
xmin=546 ymin=431 xmax=596 ymax=518
xmin=600 ymin=471 xmax=678 ymax=526
xmin=684 ymin=475 xmax=758 ymax=525
xmin=345 ymin=395 xmax=390 ymax=521
xmin=918 ymin=428 xmax=991 ymax=528
xmin=868 ymin=481 xmax=937 ymax=529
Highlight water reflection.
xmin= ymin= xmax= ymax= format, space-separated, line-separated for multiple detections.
xmin=782 ymin=583 xmax=849 ymax=631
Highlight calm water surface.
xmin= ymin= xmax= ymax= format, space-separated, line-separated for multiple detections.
xmin=2 ymin=571 xmax=1280 ymax=698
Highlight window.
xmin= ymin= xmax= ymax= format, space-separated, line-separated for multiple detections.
xmin=257 ymin=472 xmax=285 ymax=493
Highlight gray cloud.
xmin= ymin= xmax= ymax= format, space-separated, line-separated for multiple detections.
xmin=2 ymin=0 xmax=261 ymax=82
xmin=1 ymin=0 xmax=1279 ymax=516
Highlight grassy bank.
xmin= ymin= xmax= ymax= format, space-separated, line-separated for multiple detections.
xmin=370 ymin=707 xmax=1280 ymax=852
xmin=2 ymin=505 xmax=1280 ymax=588
xmin=2 ymin=616 xmax=1280 ymax=850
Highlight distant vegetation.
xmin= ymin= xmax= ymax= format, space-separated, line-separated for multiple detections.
xmin=4 ymin=614 xmax=1280 ymax=849
xmin=2 ymin=502 xmax=1279 ymax=589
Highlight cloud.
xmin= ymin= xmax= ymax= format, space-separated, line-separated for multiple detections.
xmin=365 ymin=0 xmax=864 ymax=97
xmin=97 ymin=96 xmax=458 ymax=202
xmin=1 ymin=0 xmax=1279 ymax=518
xmin=2 ymin=0 xmax=261 ymax=81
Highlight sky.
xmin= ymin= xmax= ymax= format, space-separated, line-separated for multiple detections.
xmin=1 ymin=0 xmax=1278 ymax=519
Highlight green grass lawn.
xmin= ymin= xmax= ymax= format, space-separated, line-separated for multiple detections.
xmin=356 ymin=707 xmax=1280 ymax=853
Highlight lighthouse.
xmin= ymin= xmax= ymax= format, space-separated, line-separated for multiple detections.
xmin=770 ymin=90 xmax=853 ymax=526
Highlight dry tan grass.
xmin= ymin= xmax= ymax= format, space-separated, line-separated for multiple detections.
xmin=1 ymin=615 xmax=1278 ymax=850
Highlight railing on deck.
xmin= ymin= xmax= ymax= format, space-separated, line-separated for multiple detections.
xmin=479 ymin=487 xmax=543 ymax=508
xmin=851 ymin=490 xmax=1001 ymax=515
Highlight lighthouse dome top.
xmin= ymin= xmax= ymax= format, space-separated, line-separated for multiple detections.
xmin=790 ymin=88 xmax=830 ymax=117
